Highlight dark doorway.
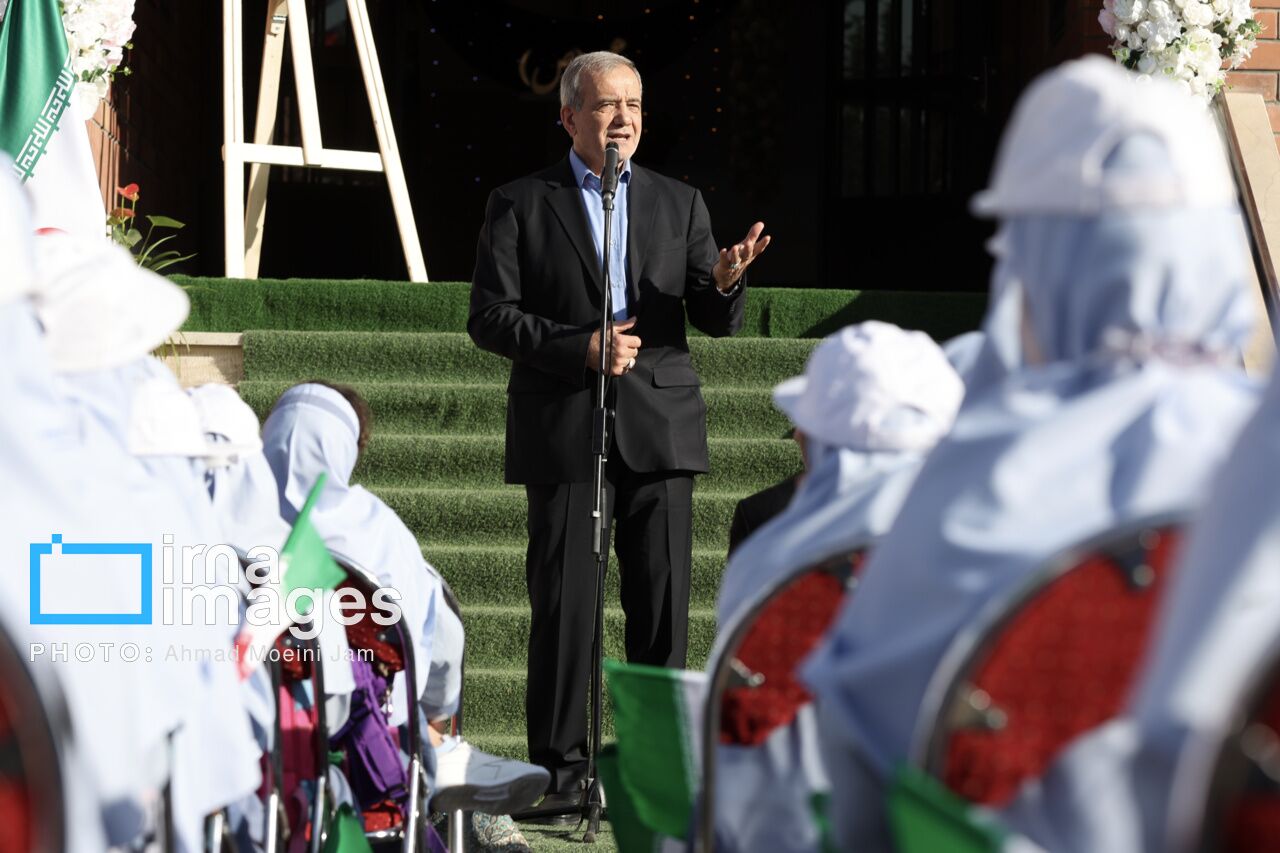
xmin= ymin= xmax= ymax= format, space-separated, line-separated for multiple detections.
xmin=828 ymin=0 xmax=1034 ymax=292
xmin=120 ymin=0 xmax=1078 ymax=289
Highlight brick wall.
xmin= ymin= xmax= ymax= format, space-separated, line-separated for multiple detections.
xmin=1219 ymin=2 xmax=1280 ymax=150
xmin=86 ymin=93 xmax=122 ymax=214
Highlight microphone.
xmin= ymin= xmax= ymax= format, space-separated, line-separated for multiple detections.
xmin=601 ymin=142 xmax=620 ymax=204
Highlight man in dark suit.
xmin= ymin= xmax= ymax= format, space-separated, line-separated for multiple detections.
xmin=468 ymin=51 xmax=770 ymax=808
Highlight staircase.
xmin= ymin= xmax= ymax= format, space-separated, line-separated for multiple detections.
xmin=176 ymin=277 xmax=983 ymax=848
xmin=234 ymin=328 xmax=810 ymax=759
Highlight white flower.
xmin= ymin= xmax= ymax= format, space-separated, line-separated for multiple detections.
xmin=60 ymin=0 xmax=135 ymax=110
xmin=1182 ymin=1 xmax=1216 ymax=26
xmin=1115 ymin=0 xmax=1147 ymax=24
xmin=1102 ymin=0 xmax=1256 ymax=103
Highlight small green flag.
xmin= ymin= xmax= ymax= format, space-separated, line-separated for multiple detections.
xmin=278 ymin=472 xmax=345 ymax=613
xmin=234 ymin=473 xmax=345 ymax=679
xmin=597 ymin=745 xmax=660 ymax=853
xmin=322 ymin=803 xmax=375 ymax=853
xmin=604 ymin=659 xmax=706 ymax=848
xmin=887 ymin=766 xmax=1006 ymax=853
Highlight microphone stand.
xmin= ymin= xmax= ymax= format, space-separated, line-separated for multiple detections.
xmin=579 ymin=147 xmax=619 ymax=843
xmin=512 ymin=146 xmax=617 ymax=842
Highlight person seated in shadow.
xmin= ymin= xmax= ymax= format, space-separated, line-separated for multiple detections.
xmin=261 ymin=381 xmax=549 ymax=831
xmin=727 ymin=468 xmax=799 ymax=558
xmin=708 ymin=321 xmax=964 ymax=852
xmin=800 ymin=56 xmax=1262 ymax=852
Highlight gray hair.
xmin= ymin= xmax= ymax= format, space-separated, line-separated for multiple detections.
xmin=560 ymin=51 xmax=642 ymax=110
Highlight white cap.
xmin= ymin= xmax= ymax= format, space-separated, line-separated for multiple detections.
xmin=128 ymin=376 xmax=211 ymax=458
xmin=773 ymin=321 xmax=965 ymax=452
xmin=972 ymin=56 xmax=1235 ymax=218
xmin=188 ymin=383 xmax=264 ymax=467
xmin=0 ymin=158 xmax=38 ymax=307
xmin=32 ymin=232 xmax=190 ymax=373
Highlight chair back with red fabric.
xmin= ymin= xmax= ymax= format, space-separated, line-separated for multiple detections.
xmin=698 ymin=546 xmax=867 ymax=849
xmin=1189 ymin=638 xmax=1280 ymax=853
xmin=0 ymin=622 xmax=64 ymax=853
xmin=329 ymin=554 xmax=429 ymax=849
xmin=915 ymin=515 xmax=1185 ymax=807
xmin=247 ymin=553 xmax=328 ymax=853
xmin=719 ymin=550 xmax=866 ymax=747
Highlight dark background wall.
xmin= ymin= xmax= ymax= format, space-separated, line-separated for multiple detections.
xmin=107 ymin=0 xmax=1104 ymax=289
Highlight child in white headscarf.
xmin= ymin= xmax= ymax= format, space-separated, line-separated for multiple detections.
xmin=261 ymin=382 xmax=550 ymax=817
xmin=0 ymin=164 xmax=149 ymax=853
xmin=800 ymin=56 xmax=1261 ymax=851
xmin=718 ymin=320 xmax=964 ymax=626
xmin=31 ymin=229 xmax=262 ymax=851
xmin=710 ymin=320 xmax=964 ymax=852
xmin=1000 ymin=250 xmax=1280 ymax=852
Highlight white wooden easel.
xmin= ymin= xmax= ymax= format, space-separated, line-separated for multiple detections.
xmin=222 ymin=0 xmax=428 ymax=280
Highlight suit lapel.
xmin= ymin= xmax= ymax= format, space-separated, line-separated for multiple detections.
xmin=544 ymin=159 xmax=603 ymax=294
xmin=626 ymin=164 xmax=657 ymax=306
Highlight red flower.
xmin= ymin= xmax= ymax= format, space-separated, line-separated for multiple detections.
xmin=117 ymin=183 xmax=140 ymax=201
xmin=111 ymin=206 xmax=135 ymax=219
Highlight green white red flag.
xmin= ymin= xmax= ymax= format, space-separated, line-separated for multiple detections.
xmin=0 ymin=0 xmax=107 ymax=240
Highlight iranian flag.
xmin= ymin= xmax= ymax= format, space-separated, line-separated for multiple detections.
xmin=602 ymin=659 xmax=706 ymax=852
xmin=233 ymin=473 xmax=346 ymax=680
xmin=0 ymin=0 xmax=107 ymax=240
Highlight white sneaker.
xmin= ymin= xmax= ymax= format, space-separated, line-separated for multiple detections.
xmin=430 ymin=737 xmax=550 ymax=815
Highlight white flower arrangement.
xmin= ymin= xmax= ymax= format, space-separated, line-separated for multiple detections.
xmin=60 ymin=0 xmax=136 ymax=117
xmin=1100 ymin=0 xmax=1262 ymax=101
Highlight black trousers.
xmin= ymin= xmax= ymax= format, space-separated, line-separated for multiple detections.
xmin=524 ymin=451 xmax=694 ymax=793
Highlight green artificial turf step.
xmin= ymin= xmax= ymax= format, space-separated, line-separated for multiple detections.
xmin=177 ymin=276 xmax=987 ymax=341
xmin=459 ymin=606 xmax=716 ymax=671
xmin=238 ymin=379 xmax=794 ymax=439
xmin=242 ymin=330 xmax=818 ymax=388
xmin=462 ymin=732 xmax=532 ymax=763
xmin=351 ymin=434 xmax=799 ymax=494
xmin=375 ymin=486 xmax=743 ymax=552
xmin=464 ymin=667 xmax=623 ymax=738
xmin=428 ymin=544 xmax=728 ymax=610
xmin=208 ymin=284 xmax=985 ymax=853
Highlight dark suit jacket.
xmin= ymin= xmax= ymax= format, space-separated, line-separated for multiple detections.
xmin=468 ymin=157 xmax=745 ymax=484
xmin=727 ymin=473 xmax=801 ymax=557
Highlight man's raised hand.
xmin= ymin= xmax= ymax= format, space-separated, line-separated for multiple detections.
xmin=712 ymin=221 xmax=771 ymax=292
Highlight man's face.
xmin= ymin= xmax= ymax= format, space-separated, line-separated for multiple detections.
xmin=561 ymin=64 xmax=642 ymax=175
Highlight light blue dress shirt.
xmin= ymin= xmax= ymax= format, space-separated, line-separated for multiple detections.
xmin=569 ymin=148 xmax=631 ymax=320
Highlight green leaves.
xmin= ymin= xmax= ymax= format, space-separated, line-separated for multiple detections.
xmin=145 ymin=214 xmax=185 ymax=229
xmin=105 ymin=185 xmax=196 ymax=272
